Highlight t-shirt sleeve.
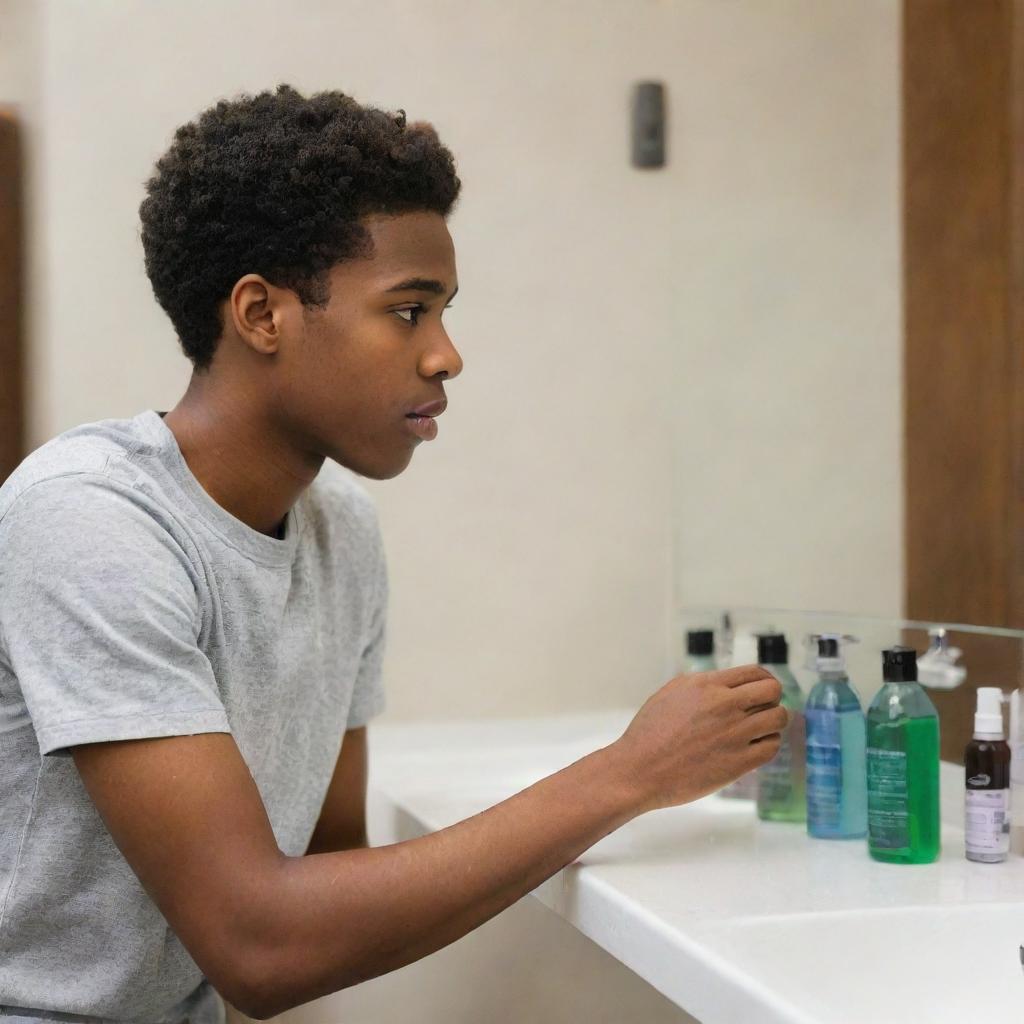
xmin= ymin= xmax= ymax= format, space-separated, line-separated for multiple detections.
xmin=345 ymin=509 xmax=388 ymax=729
xmin=0 ymin=474 xmax=231 ymax=757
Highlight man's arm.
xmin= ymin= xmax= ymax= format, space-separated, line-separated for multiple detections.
xmin=71 ymin=665 xmax=784 ymax=1019
xmin=305 ymin=727 xmax=368 ymax=854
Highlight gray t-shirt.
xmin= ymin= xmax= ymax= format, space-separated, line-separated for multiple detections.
xmin=0 ymin=410 xmax=388 ymax=1023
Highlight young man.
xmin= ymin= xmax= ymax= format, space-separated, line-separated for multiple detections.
xmin=0 ymin=85 xmax=785 ymax=1022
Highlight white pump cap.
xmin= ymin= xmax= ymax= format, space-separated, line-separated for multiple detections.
xmin=974 ymin=687 xmax=1005 ymax=737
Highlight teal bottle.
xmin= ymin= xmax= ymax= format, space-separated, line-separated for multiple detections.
xmin=756 ymin=633 xmax=806 ymax=822
xmin=866 ymin=647 xmax=941 ymax=864
xmin=804 ymin=635 xmax=867 ymax=839
xmin=685 ymin=629 xmax=716 ymax=673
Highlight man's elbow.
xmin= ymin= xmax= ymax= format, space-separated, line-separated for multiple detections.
xmin=204 ymin=941 xmax=282 ymax=1020
xmin=207 ymin=854 xmax=374 ymax=1016
xmin=216 ymin=919 xmax=367 ymax=1019
xmin=223 ymin=957 xmax=365 ymax=1021
xmin=180 ymin=899 xmax=298 ymax=1018
xmin=219 ymin=950 xmax=299 ymax=1020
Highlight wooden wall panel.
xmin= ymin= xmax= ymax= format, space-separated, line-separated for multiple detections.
xmin=904 ymin=0 xmax=1017 ymax=626
xmin=904 ymin=0 xmax=1024 ymax=760
xmin=0 ymin=109 xmax=25 ymax=483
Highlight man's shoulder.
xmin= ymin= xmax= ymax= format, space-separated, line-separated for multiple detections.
xmin=0 ymin=413 xmax=156 ymax=524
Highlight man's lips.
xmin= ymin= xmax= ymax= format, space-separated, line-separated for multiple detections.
xmin=404 ymin=399 xmax=446 ymax=441
xmin=407 ymin=399 xmax=447 ymax=418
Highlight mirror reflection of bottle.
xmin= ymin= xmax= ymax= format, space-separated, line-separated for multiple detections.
xmin=716 ymin=622 xmax=765 ymax=798
xmin=804 ymin=634 xmax=867 ymax=839
xmin=717 ymin=611 xmax=734 ymax=668
xmin=866 ymin=648 xmax=941 ymax=864
xmin=685 ymin=629 xmax=716 ymax=673
xmin=755 ymin=633 xmax=806 ymax=823
xmin=719 ymin=629 xmax=762 ymax=800
xmin=965 ymin=687 xmax=1011 ymax=864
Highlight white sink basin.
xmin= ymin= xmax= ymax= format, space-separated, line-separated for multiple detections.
xmin=707 ymin=903 xmax=1024 ymax=1024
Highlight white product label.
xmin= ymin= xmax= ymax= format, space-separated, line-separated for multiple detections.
xmin=867 ymin=748 xmax=908 ymax=849
xmin=965 ymin=789 xmax=1010 ymax=855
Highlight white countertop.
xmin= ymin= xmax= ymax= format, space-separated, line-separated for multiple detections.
xmin=368 ymin=711 xmax=1024 ymax=1024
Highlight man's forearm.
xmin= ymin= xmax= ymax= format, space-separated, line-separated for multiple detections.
xmin=240 ymin=742 xmax=640 ymax=1015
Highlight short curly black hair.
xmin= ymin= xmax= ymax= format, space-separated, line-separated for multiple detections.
xmin=139 ymin=83 xmax=460 ymax=369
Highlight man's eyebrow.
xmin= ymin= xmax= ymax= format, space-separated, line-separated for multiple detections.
xmin=385 ymin=277 xmax=459 ymax=301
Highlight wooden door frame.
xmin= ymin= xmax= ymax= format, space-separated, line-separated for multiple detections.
xmin=0 ymin=109 xmax=25 ymax=484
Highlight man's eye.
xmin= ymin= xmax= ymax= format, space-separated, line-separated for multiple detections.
xmin=394 ymin=307 xmax=422 ymax=325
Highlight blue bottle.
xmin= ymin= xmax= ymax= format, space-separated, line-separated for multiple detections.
xmin=804 ymin=634 xmax=867 ymax=839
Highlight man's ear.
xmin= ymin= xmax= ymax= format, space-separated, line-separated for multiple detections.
xmin=227 ymin=274 xmax=291 ymax=357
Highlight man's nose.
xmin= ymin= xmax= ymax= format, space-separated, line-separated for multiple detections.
xmin=422 ymin=331 xmax=463 ymax=381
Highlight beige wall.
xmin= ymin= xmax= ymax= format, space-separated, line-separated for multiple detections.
xmin=0 ymin=2 xmax=38 ymax=106
xmin=668 ymin=1 xmax=902 ymax=623
xmin=7 ymin=0 xmax=901 ymax=725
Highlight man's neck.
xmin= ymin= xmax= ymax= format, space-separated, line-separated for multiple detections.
xmin=162 ymin=383 xmax=324 ymax=539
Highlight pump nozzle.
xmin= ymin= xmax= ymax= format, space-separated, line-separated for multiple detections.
xmin=807 ymin=633 xmax=858 ymax=673
xmin=974 ymin=687 xmax=1005 ymax=738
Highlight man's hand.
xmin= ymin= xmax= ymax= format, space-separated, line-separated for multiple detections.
xmin=609 ymin=664 xmax=786 ymax=813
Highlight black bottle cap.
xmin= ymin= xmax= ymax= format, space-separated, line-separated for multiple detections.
xmin=687 ymin=629 xmax=714 ymax=656
xmin=757 ymin=632 xmax=788 ymax=664
xmin=882 ymin=646 xmax=918 ymax=682
xmin=817 ymin=635 xmax=840 ymax=659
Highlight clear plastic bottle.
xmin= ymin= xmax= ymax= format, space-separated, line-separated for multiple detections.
xmin=756 ymin=633 xmax=806 ymax=823
xmin=717 ymin=611 xmax=734 ymax=667
xmin=804 ymin=634 xmax=867 ymax=839
xmin=866 ymin=647 xmax=941 ymax=864
xmin=719 ymin=628 xmax=761 ymax=800
xmin=684 ymin=629 xmax=716 ymax=673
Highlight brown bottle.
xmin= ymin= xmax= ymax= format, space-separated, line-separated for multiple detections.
xmin=965 ymin=687 xmax=1011 ymax=863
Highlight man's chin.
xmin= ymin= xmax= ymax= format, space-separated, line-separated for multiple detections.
xmin=328 ymin=445 xmax=415 ymax=481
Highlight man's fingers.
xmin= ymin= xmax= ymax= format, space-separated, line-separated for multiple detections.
xmin=718 ymin=664 xmax=776 ymax=688
xmin=743 ymin=704 xmax=790 ymax=742
xmin=733 ymin=673 xmax=784 ymax=711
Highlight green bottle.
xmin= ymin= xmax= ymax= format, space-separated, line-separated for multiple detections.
xmin=866 ymin=647 xmax=941 ymax=864
xmin=756 ymin=632 xmax=806 ymax=823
